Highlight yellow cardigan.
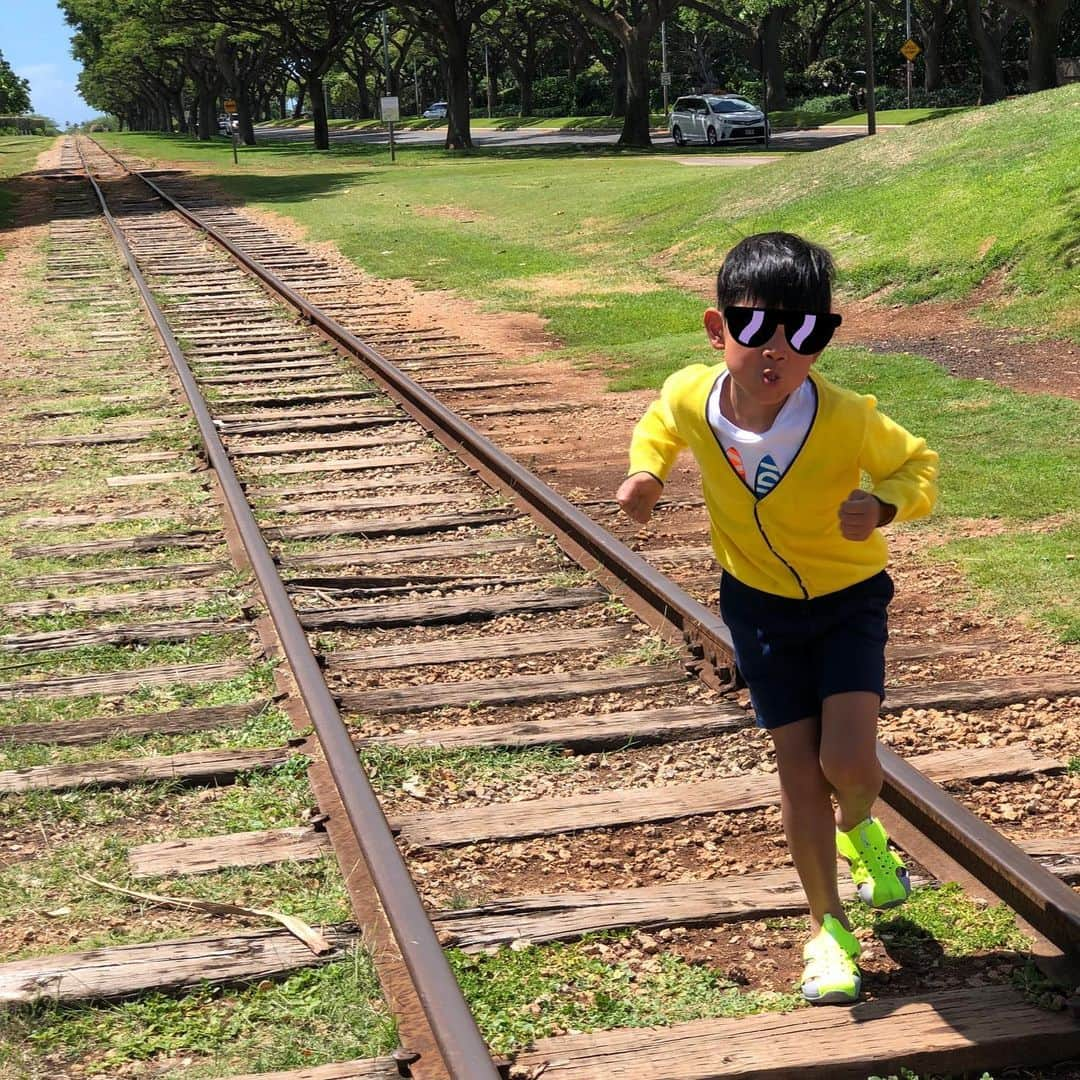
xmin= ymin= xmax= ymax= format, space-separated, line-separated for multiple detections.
xmin=628 ymin=364 xmax=939 ymax=599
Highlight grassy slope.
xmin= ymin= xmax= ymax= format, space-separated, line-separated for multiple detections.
xmin=96 ymin=88 xmax=1080 ymax=638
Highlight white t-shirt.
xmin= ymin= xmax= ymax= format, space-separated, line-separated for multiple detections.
xmin=706 ymin=372 xmax=816 ymax=497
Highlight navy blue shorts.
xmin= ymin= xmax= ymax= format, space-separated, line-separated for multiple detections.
xmin=720 ymin=570 xmax=894 ymax=730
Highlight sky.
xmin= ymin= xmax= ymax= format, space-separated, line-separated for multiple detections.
xmin=1 ymin=0 xmax=95 ymax=125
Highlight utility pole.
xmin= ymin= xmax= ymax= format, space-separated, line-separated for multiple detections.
xmin=864 ymin=0 xmax=877 ymax=135
xmin=380 ymin=11 xmax=392 ymax=95
xmin=485 ymin=43 xmax=493 ymax=119
xmin=905 ymin=0 xmax=913 ymax=109
xmin=660 ymin=21 xmax=669 ymax=117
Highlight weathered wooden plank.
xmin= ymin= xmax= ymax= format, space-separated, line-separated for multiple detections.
xmin=13 ymin=531 xmax=218 ymax=559
xmin=0 ymin=701 xmax=268 ymax=747
xmin=0 ymin=745 xmax=292 ymax=793
xmin=302 ymin=587 xmax=604 ymax=631
xmin=251 ymin=473 xmax=462 ymax=500
xmin=341 ymin=665 xmax=688 ymax=715
xmin=355 ymin=702 xmax=749 ymax=752
xmin=212 ymin=389 xmax=378 ymax=409
xmin=130 ymin=826 xmax=330 ymax=878
xmin=12 ymin=562 xmax=227 ymax=590
xmin=22 ymin=509 xmax=181 ymax=527
xmin=0 ymin=618 xmax=241 ymax=654
xmin=435 ymin=838 xmax=1080 ymax=949
xmin=395 ymin=746 xmax=1062 ymax=848
xmin=25 ymin=432 xmax=154 ymax=447
xmin=281 ymin=536 xmax=535 ymax=570
xmin=270 ymin=492 xmax=477 ymax=515
xmin=228 ymin=431 xmax=421 ymax=458
xmin=883 ymin=673 xmax=1080 ymax=712
xmin=0 ymin=926 xmax=361 ymax=1004
xmin=510 ymin=987 xmax=1080 ymax=1079
xmin=220 ymin=414 xmax=403 ymax=437
xmin=1 ymin=586 xmax=217 ymax=618
xmin=270 ymin=508 xmax=517 ymax=542
xmin=106 ymin=471 xmax=197 ymax=487
xmin=0 ymin=659 xmax=250 ymax=701
xmin=246 ymin=452 xmax=435 ymax=477
xmin=327 ymin=626 xmax=629 ymax=670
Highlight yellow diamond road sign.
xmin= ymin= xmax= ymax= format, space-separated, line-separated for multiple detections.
xmin=900 ymin=39 xmax=921 ymax=61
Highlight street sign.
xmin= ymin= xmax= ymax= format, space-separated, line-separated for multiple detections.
xmin=223 ymin=99 xmax=238 ymax=114
xmin=899 ymin=39 xmax=921 ymax=61
xmin=660 ymin=71 xmax=672 ymax=87
xmin=380 ymin=96 xmax=400 ymax=122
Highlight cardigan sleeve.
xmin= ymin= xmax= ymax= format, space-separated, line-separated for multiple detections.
xmin=627 ymin=372 xmax=690 ymax=484
xmin=859 ymin=397 xmax=939 ymax=522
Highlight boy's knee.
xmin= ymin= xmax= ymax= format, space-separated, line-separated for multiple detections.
xmin=820 ymin=754 xmax=882 ymax=799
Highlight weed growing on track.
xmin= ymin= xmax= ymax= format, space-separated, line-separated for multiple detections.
xmin=0 ymin=959 xmax=396 ymax=1076
xmin=449 ymin=936 xmax=802 ymax=1054
xmin=846 ymin=883 xmax=1027 ymax=955
xmin=359 ymin=744 xmax=582 ymax=792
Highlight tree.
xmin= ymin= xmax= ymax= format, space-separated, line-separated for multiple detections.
xmin=402 ymin=0 xmax=500 ymax=148
xmin=1000 ymin=0 xmax=1068 ymax=88
xmin=0 ymin=50 xmax=31 ymax=114
xmin=964 ymin=0 xmax=1015 ymax=100
xmin=567 ymin=0 xmax=684 ymax=146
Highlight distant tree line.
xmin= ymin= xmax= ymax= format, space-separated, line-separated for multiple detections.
xmin=60 ymin=0 xmax=1079 ymax=149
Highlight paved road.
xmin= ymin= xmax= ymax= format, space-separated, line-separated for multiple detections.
xmin=253 ymin=123 xmax=864 ymax=154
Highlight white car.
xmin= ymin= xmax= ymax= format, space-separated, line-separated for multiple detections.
xmin=422 ymin=101 xmax=448 ymax=120
xmin=670 ymin=95 xmax=768 ymax=146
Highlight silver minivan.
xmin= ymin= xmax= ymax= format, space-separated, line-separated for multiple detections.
xmin=670 ymin=95 xmax=769 ymax=146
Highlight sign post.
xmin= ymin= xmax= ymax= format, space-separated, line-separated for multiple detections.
xmin=900 ymin=38 xmax=922 ymax=111
xmin=381 ymin=96 xmax=400 ymax=162
xmin=223 ymin=98 xmax=239 ymax=164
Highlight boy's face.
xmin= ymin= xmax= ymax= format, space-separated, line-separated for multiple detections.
xmin=703 ymin=301 xmax=823 ymax=407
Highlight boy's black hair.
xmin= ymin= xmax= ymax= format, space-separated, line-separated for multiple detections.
xmin=716 ymin=232 xmax=835 ymax=312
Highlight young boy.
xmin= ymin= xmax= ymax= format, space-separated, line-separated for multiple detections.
xmin=617 ymin=232 xmax=938 ymax=1005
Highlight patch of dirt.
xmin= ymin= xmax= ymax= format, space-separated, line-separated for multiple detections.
xmin=411 ymin=203 xmax=491 ymax=224
xmin=838 ymin=292 xmax=1080 ymax=400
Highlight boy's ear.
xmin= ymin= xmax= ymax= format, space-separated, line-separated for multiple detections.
xmin=703 ymin=308 xmax=725 ymax=350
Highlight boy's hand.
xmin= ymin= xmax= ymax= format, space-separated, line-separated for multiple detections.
xmin=617 ymin=472 xmax=663 ymax=525
xmin=839 ymin=489 xmax=894 ymax=540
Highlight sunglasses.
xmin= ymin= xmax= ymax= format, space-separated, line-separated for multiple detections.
xmin=724 ymin=306 xmax=842 ymax=355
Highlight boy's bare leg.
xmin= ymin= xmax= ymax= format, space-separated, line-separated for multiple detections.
xmin=819 ymin=691 xmax=883 ymax=831
xmin=770 ymin=716 xmax=846 ymax=933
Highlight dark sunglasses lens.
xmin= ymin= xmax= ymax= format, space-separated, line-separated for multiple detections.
xmin=783 ymin=312 xmax=837 ymax=354
xmin=725 ymin=307 xmax=776 ymax=347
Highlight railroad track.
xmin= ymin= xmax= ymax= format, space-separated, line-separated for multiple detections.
xmin=0 ymin=134 xmax=1077 ymax=1079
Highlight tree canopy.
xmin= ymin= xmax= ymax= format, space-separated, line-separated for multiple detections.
xmin=60 ymin=0 xmax=1079 ymax=147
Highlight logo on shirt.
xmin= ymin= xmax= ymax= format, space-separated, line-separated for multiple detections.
xmin=725 ymin=446 xmax=746 ymax=480
xmin=755 ymin=455 xmax=781 ymax=496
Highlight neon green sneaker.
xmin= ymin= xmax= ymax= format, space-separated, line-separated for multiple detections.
xmin=801 ymin=914 xmax=861 ymax=1005
xmin=836 ymin=816 xmax=911 ymax=909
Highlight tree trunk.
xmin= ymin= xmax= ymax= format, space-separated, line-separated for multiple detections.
xmin=608 ymin=48 xmax=627 ymax=116
xmin=619 ymin=30 xmax=653 ymax=146
xmin=965 ymin=0 xmax=1009 ymax=103
xmin=197 ymin=84 xmax=215 ymax=141
xmin=920 ymin=0 xmax=950 ymax=91
xmin=308 ymin=74 xmax=329 ymax=149
xmin=1018 ymin=0 xmax=1067 ymax=89
xmin=760 ymin=8 xmax=790 ymax=109
xmin=443 ymin=28 xmax=473 ymax=148
xmin=292 ymin=84 xmax=306 ymax=119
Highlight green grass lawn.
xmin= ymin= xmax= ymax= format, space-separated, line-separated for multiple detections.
xmin=94 ymin=85 xmax=1080 ymax=639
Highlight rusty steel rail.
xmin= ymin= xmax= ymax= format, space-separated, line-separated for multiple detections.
xmin=86 ymin=138 xmax=1080 ymax=965
xmin=75 ymin=138 xmax=501 ymax=1080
